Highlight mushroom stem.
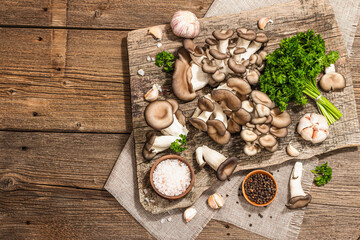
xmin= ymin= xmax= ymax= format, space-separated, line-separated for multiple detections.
xmin=198 ymin=145 xmax=227 ymax=170
xmin=241 ymin=41 xmax=262 ymax=60
xmin=190 ymin=63 xmax=210 ymax=91
xmin=290 ymin=162 xmax=306 ymax=198
xmin=195 ymin=146 xmax=206 ymax=167
xmin=213 ymin=102 xmax=228 ymax=128
xmin=191 ymin=107 xmax=202 ymax=118
xmin=161 ymin=114 xmax=189 ymax=137
xmin=151 ymin=135 xmax=180 ymax=153
xmin=325 ymin=64 xmax=336 ymax=74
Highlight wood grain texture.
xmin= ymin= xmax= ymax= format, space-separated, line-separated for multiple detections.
xmin=0 ymin=131 xmax=359 ymax=239
xmin=127 ymin=0 xmax=360 ymax=213
xmin=0 ymin=28 xmax=131 ymax=133
xmin=0 ymin=0 xmax=213 ymax=29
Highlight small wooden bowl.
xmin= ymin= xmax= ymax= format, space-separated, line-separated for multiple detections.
xmin=242 ymin=170 xmax=278 ymax=207
xmin=150 ymin=154 xmax=195 ymax=200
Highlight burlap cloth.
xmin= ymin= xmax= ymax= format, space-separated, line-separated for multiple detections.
xmin=105 ymin=0 xmax=360 ymax=239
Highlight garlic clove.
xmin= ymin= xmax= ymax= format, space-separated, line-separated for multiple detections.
xmin=144 ymin=84 xmax=161 ymax=102
xmin=148 ymin=26 xmax=163 ymax=40
xmin=311 ymin=130 xmax=328 ymax=144
xmin=184 ymin=207 xmax=197 ymax=222
xmin=208 ymin=193 xmax=224 ymax=209
xmin=287 ymin=143 xmax=300 ymax=157
xmin=258 ymin=17 xmax=273 ymax=30
xmin=300 ymin=127 xmax=314 ymax=141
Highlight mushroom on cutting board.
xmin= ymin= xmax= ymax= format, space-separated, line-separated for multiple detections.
xmin=319 ymin=64 xmax=346 ymax=92
xmin=142 ymin=131 xmax=179 ymax=160
xmin=195 ymin=145 xmax=238 ymax=181
xmin=286 ymin=162 xmax=312 ymax=209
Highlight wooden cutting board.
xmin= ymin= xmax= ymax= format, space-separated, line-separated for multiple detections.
xmin=127 ymin=0 xmax=360 ymax=214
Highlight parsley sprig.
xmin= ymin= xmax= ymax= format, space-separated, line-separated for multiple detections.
xmin=311 ymin=162 xmax=332 ymax=186
xmin=170 ymin=134 xmax=187 ymax=153
xmin=260 ymin=30 xmax=342 ymax=125
xmin=155 ymin=51 xmax=175 ymax=73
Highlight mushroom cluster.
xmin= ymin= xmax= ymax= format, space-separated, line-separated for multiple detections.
xmin=143 ymin=99 xmax=188 ymax=160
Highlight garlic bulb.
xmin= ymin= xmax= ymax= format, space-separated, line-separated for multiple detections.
xmin=297 ymin=113 xmax=329 ymax=143
xmin=170 ymin=10 xmax=200 ymax=38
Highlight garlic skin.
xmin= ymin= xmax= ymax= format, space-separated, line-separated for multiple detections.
xmin=184 ymin=207 xmax=197 ymax=222
xmin=258 ymin=17 xmax=273 ymax=30
xmin=148 ymin=26 xmax=163 ymax=40
xmin=170 ymin=11 xmax=200 ymax=38
xmin=297 ymin=113 xmax=329 ymax=143
xmin=208 ymin=193 xmax=224 ymax=209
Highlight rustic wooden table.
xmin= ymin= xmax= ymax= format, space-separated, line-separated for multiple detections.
xmin=0 ymin=1 xmax=359 ymax=239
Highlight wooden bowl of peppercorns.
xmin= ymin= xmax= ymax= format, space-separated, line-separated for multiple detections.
xmin=242 ymin=170 xmax=278 ymax=207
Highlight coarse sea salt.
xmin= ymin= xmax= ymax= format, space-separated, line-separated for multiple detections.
xmin=152 ymin=159 xmax=191 ymax=197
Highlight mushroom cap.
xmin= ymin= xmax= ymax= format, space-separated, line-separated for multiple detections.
xmin=144 ymin=100 xmax=174 ymax=130
xmin=241 ymin=129 xmax=258 ymax=142
xmin=212 ymin=70 xmax=226 ymax=82
xmin=166 ymin=99 xmax=179 ymax=114
xmin=286 ymin=194 xmax=312 ymax=209
xmin=142 ymin=131 xmax=157 ymax=160
xmin=251 ymin=90 xmax=275 ymax=108
xmin=175 ymin=109 xmax=186 ymax=126
xmin=319 ymin=72 xmax=346 ymax=92
xmin=227 ymin=118 xmax=241 ymax=133
xmin=232 ymin=108 xmax=252 ymax=125
xmin=208 ymin=125 xmax=231 ymax=145
xmin=270 ymin=126 xmax=288 ymax=138
xmin=209 ymin=49 xmax=228 ymax=60
xmin=228 ymin=58 xmax=246 ymax=73
xmin=258 ymin=50 xmax=267 ymax=59
xmin=249 ymin=54 xmax=258 ymax=65
xmin=216 ymin=157 xmax=238 ymax=181
xmin=213 ymin=29 xmax=234 ymax=40
xmin=202 ymin=59 xmax=218 ymax=74
xmin=259 ymin=134 xmax=277 ymax=147
xmin=189 ymin=118 xmax=208 ymax=132
xmin=256 ymin=124 xmax=270 ymax=134
xmin=246 ymin=70 xmax=260 ymax=85
xmin=211 ymin=89 xmax=241 ymax=111
xmin=265 ymin=115 xmax=273 ymax=124
xmin=198 ymin=96 xmax=214 ymax=112
xmin=227 ymin=42 xmax=236 ymax=49
xmin=255 ymin=32 xmax=269 ymax=43
xmin=227 ymin=77 xmax=251 ymax=95
xmin=244 ymin=144 xmax=260 ymax=156
xmin=236 ymin=28 xmax=256 ymax=40
xmin=242 ymin=59 xmax=250 ymax=67
xmin=270 ymin=108 xmax=292 ymax=128
xmin=256 ymin=104 xmax=271 ymax=117
xmin=234 ymin=47 xmax=247 ymax=55
xmin=172 ymin=49 xmax=196 ymax=101
xmin=183 ymin=39 xmax=196 ymax=53
xmin=265 ymin=141 xmax=279 ymax=152
xmin=205 ymin=38 xmax=218 ymax=46
xmin=251 ymin=117 xmax=267 ymax=124
xmin=241 ymin=100 xmax=254 ymax=113
xmin=207 ymin=119 xmax=227 ymax=136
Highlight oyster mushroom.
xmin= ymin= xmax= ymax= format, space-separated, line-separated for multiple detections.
xmin=232 ymin=108 xmax=252 ymax=125
xmin=251 ymin=90 xmax=275 ymax=109
xmin=227 ymin=77 xmax=252 ymax=95
xmin=286 ymin=162 xmax=312 ymax=209
xmin=142 ymin=131 xmax=179 ymax=160
xmin=270 ymin=108 xmax=292 ymax=128
xmin=236 ymin=28 xmax=256 ymax=49
xmin=244 ymin=143 xmax=261 ymax=156
xmin=227 ymin=118 xmax=241 ymax=133
xmin=183 ymin=39 xmax=206 ymax=66
xmin=258 ymin=134 xmax=277 ymax=148
xmin=144 ymin=100 xmax=188 ymax=137
xmin=195 ymin=145 xmax=238 ymax=180
xmin=319 ymin=64 xmax=346 ymax=92
xmin=228 ymin=58 xmax=246 ymax=74
xmin=241 ymin=33 xmax=268 ymax=60
xmin=270 ymin=126 xmax=288 ymax=138
xmin=211 ymin=89 xmax=241 ymax=111
xmin=241 ymin=129 xmax=258 ymax=142
xmin=213 ymin=29 xmax=234 ymax=54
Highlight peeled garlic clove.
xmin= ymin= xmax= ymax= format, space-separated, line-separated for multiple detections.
xmin=170 ymin=10 xmax=200 ymax=38
xmin=287 ymin=143 xmax=300 ymax=157
xmin=208 ymin=193 xmax=224 ymax=209
xmin=148 ymin=26 xmax=163 ymax=40
xmin=258 ymin=17 xmax=273 ymax=30
xmin=144 ymin=84 xmax=161 ymax=102
xmin=184 ymin=207 xmax=197 ymax=222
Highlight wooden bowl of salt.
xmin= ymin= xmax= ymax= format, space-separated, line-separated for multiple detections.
xmin=150 ymin=155 xmax=195 ymax=200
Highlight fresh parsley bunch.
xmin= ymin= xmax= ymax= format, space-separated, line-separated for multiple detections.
xmin=170 ymin=134 xmax=187 ymax=153
xmin=260 ymin=30 xmax=341 ymax=125
xmin=155 ymin=51 xmax=175 ymax=73
xmin=311 ymin=162 xmax=332 ymax=186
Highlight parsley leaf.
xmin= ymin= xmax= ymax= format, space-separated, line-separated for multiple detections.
xmin=170 ymin=134 xmax=187 ymax=153
xmin=155 ymin=51 xmax=175 ymax=73
xmin=311 ymin=162 xmax=332 ymax=186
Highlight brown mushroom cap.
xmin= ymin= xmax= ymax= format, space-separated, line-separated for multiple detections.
xmin=166 ymin=99 xmax=179 ymax=113
xmin=216 ymin=157 xmax=238 ymax=181
xmin=142 ymin=131 xmax=157 ymax=160
xmin=241 ymin=129 xmax=258 ymax=142
xmin=228 ymin=58 xmax=246 ymax=73
xmin=212 ymin=70 xmax=226 ymax=82
xmin=202 ymin=59 xmax=218 ymax=74
xmin=227 ymin=42 xmax=236 ymax=49
xmin=209 ymin=49 xmax=228 ymax=60
xmin=270 ymin=126 xmax=288 ymax=138
xmin=265 ymin=141 xmax=279 ymax=152
xmin=242 ymin=59 xmax=250 ymax=68
xmin=236 ymin=28 xmax=256 ymax=40
xmin=198 ymin=96 xmax=214 ymax=112
xmin=175 ymin=109 xmax=186 ymax=126
xmin=227 ymin=118 xmax=241 ymax=133
xmin=244 ymin=144 xmax=260 ymax=156
xmin=208 ymin=125 xmax=231 ymax=145
xmin=234 ymin=47 xmax=247 ymax=55
xmin=213 ymin=29 xmax=234 ymax=40
xmin=211 ymin=89 xmax=241 ymax=111
xmin=189 ymin=118 xmax=208 ymax=132
xmin=207 ymin=119 xmax=227 ymax=136
xmin=270 ymin=108 xmax=292 ymax=128
xmin=205 ymin=38 xmax=218 ymax=46
xmin=259 ymin=134 xmax=277 ymax=147
xmin=183 ymin=39 xmax=196 ymax=53
xmin=319 ymin=72 xmax=346 ymax=92
xmin=144 ymin=100 xmax=174 ymax=130
xmin=246 ymin=70 xmax=260 ymax=85
xmin=251 ymin=117 xmax=267 ymax=124
xmin=227 ymin=77 xmax=252 ymax=95
xmin=251 ymin=90 xmax=275 ymax=108
xmin=256 ymin=124 xmax=270 ymax=134
xmin=265 ymin=115 xmax=273 ymax=124
xmin=258 ymin=50 xmax=267 ymax=60
xmin=256 ymin=104 xmax=271 ymax=117
xmin=232 ymin=108 xmax=252 ymax=125
xmin=255 ymin=32 xmax=269 ymax=43
xmin=286 ymin=194 xmax=312 ymax=209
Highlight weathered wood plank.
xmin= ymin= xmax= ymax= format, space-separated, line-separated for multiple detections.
xmin=0 ymin=0 xmax=213 ymax=29
xmin=0 ymin=28 xmax=131 ymax=133
xmin=128 ymin=0 xmax=360 ymax=213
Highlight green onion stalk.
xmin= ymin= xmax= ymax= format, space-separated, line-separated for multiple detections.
xmin=303 ymin=78 xmax=342 ymax=125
